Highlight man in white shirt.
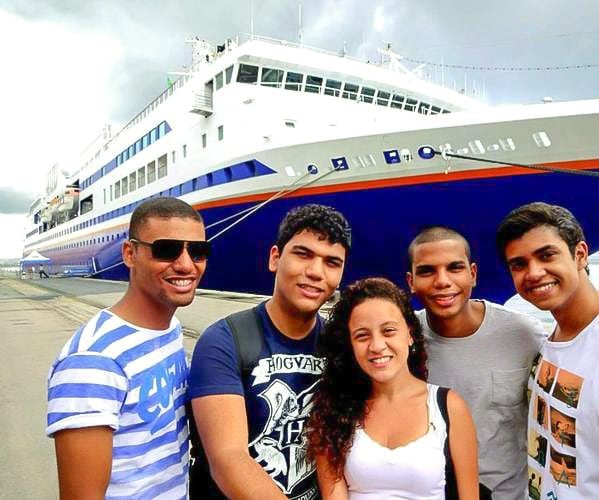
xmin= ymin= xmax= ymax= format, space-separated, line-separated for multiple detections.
xmin=497 ymin=202 xmax=599 ymax=499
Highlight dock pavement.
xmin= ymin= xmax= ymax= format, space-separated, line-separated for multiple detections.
xmin=0 ymin=276 xmax=272 ymax=499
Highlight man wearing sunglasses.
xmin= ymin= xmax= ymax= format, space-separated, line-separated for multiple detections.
xmin=188 ymin=204 xmax=351 ymax=499
xmin=46 ymin=197 xmax=209 ymax=499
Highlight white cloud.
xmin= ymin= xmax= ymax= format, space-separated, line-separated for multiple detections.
xmin=0 ymin=214 xmax=27 ymax=258
xmin=0 ymin=9 xmax=124 ymax=193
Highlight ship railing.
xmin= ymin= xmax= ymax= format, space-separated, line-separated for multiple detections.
xmin=237 ymin=33 xmax=369 ymax=66
xmin=191 ymin=92 xmax=214 ymax=116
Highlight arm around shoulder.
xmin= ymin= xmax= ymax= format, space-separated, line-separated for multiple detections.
xmin=54 ymin=426 xmax=113 ymax=500
xmin=447 ymin=390 xmax=479 ymax=500
xmin=192 ymin=395 xmax=286 ymax=499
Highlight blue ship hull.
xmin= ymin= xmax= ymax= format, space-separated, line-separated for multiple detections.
xmin=43 ymin=168 xmax=598 ymax=305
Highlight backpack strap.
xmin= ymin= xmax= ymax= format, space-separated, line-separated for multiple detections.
xmin=436 ymin=386 xmax=459 ymax=500
xmin=226 ymin=306 xmax=264 ymax=377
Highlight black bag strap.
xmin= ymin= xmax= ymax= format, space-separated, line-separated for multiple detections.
xmin=436 ymin=386 xmax=493 ymax=500
xmin=226 ymin=306 xmax=264 ymax=376
xmin=437 ymin=386 xmax=459 ymax=500
xmin=189 ymin=306 xmax=264 ymax=500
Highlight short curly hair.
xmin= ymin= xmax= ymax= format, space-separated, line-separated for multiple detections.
xmin=275 ymin=204 xmax=351 ymax=254
xmin=306 ymin=277 xmax=427 ymax=478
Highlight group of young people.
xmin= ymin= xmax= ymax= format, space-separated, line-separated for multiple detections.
xmin=45 ymin=196 xmax=599 ymax=499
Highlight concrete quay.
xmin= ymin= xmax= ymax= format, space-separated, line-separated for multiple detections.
xmin=0 ymin=276 xmax=270 ymax=500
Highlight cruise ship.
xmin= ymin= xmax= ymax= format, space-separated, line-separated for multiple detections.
xmin=22 ymin=35 xmax=599 ymax=303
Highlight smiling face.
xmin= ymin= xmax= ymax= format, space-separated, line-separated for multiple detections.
xmin=349 ymin=298 xmax=413 ymax=386
xmin=504 ymin=225 xmax=588 ymax=313
xmin=123 ymin=216 xmax=207 ymax=319
xmin=269 ymin=229 xmax=345 ymax=318
xmin=406 ymin=238 xmax=477 ymax=321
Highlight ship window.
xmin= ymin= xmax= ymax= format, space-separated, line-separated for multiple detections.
xmin=442 ymin=109 xmax=451 ymax=114
xmin=183 ymin=144 xmax=187 ymax=158
xmin=324 ymin=79 xmax=342 ymax=97
xmin=360 ymin=87 xmax=375 ymax=103
xmin=123 ymin=149 xmax=129 ymax=161
xmin=80 ymin=195 xmax=93 ymax=215
xmin=172 ymin=150 xmax=176 ymax=163
xmin=158 ymin=121 xmax=166 ymax=138
xmin=404 ymin=98 xmax=418 ymax=112
xmin=147 ymin=161 xmax=156 ymax=183
xmin=136 ymin=138 xmax=143 ymax=152
xmin=215 ymin=72 xmax=224 ymax=90
xmin=376 ymin=90 xmax=390 ymax=106
xmin=137 ymin=167 xmax=146 ymax=188
xmin=418 ymin=102 xmax=431 ymax=115
xmin=261 ymin=67 xmax=284 ymax=88
xmin=115 ymin=181 xmax=121 ymax=198
xmin=150 ymin=128 xmax=157 ymax=143
xmin=237 ymin=64 xmax=259 ymax=84
xmin=142 ymin=134 xmax=149 ymax=148
xmin=103 ymin=188 xmax=106 ymax=204
xmin=218 ymin=125 xmax=224 ymax=141
xmin=121 ymin=176 xmax=129 ymax=195
xmin=285 ymin=72 xmax=303 ymax=91
xmin=129 ymin=172 xmax=136 ymax=192
xmin=431 ymin=105 xmax=441 ymax=115
xmin=342 ymin=83 xmax=359 ymax=100
xmin=225 ymin=65 xmax=234 ymax=84
xmin=390 ymin=94 xmax=405 ymax=109
xmin=305 ymin=75 xmax=323 ymax=94
xmin=109 ymin=184 xmax=113 ymax=201
xmin=202 ymin=133 xmax=207 ymax=148
xmin=128 ymin=145 xmax=135 ymax=158
xmin=158 ymin=154 xmax=168 ymax=178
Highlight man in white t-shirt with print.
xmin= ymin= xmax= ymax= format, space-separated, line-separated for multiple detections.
xmin=498 ymin=202 xmax=599 ymax=499
xmin=406 ymin=225 xmax=546 ymax=499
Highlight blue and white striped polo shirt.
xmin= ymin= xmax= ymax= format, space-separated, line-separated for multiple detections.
xmin=47 ymin=309 xmax=189 ymax=499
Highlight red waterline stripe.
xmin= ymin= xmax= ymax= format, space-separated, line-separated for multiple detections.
xmin=193 ymin=157 xmax=599 ymax=211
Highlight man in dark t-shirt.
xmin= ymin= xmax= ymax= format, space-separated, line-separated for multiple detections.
xmin=188 ymin=204 xmax=351 ymax=499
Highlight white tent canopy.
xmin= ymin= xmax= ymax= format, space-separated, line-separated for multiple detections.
xmin=20 ymin=250 xmax=51 ymax=264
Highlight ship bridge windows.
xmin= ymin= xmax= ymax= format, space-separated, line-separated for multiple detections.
xmin=121 ymin=176 xmax=129 ymax=196
xmin=285 ymin=71 xmax=303 ymax=91
xmin=325 ymin=79 xmax=342 ymax=97
xmin=390 ymin=94 xmax=405 ymax=109
xmin=376 ymin=90 xmax=390 ymax=106
xmin=418 ymin=102 xmax=431 ymax=115
xmin=342 ymin=82 xmax=359 ymax=100
xmin=360 ymin=87 xmax=375 ymax=103
xmin=115 ymin=180 xmax=121 ymax=198
xmin=305 ymin=75 xmax=323 ymax=93
xmin=404 ymin=98 xmax=418 ymax=112
xmin=237 ymin=63 xmax=259 ymax=84
xmin=261 ymin=67 xmax=284 ymax=88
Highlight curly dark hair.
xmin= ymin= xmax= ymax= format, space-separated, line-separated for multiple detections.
xmin=276 ymin=204 xmax=351 ymax=254
xmin=306 ymin=277 xmax=427 ymax=478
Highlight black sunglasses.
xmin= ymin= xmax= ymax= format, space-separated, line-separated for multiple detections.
xmin=130 ymin=238 xmax=211 ymax=262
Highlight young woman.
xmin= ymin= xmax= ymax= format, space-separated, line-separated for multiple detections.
xmin=307 ymin=278 xmax=479 ymax=499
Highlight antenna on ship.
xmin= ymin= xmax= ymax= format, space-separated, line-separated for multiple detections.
xmin=298 ymin=1 xmax=303 ymax=45
xmin=250 ymin=0 xmax=255 ymax=40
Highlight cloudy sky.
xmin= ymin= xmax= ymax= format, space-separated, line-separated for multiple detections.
xmin=1 ymin=0 xmax=599 ymax=258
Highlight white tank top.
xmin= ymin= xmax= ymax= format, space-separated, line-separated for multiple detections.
xmin=344 ymin=384 xmax=447 ymax=499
